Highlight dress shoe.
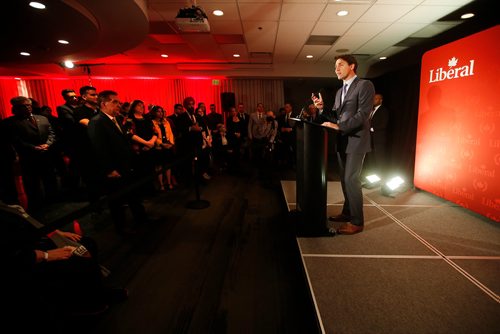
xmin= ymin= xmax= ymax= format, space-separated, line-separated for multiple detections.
xmin=336 ymin=223 xmax=363 ymax=235
xmin=328 ymin=214 xmax=351 ymax=222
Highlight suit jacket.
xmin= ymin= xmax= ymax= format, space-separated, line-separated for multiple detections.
xmin=322 ymin=77 xmax=375 ymax=154
xmin=7 ymin=114 xmax=55 ymax=158
xmin=237 ymin=112 xmax=249 ymax=138
xmin=277 ymin=112 xmax=298 ymax=144
xmin=87 ymin=111 xmax=135 ymax=177
xmin=370 ymin=104 xmax=390 ymax=148
xmin=248 ymin=112 xmax=269 ymax=140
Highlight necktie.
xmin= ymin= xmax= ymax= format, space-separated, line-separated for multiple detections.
xmin=112 ymin=118 xmax=123 ymax=133
xmin=369 ymin=107 xmax=376 ymax=121
xmin=29 ymin=115 xmax=37 ymax=127
xmin=341 ymin=84 xmax=348 ymax=104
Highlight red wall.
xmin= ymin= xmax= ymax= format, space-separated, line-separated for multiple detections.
xmin=414 ymin=25 xmax=500 ymax=222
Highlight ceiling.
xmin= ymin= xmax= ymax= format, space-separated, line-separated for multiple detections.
xmin=0 ymin=0 xmax=496 ymax=79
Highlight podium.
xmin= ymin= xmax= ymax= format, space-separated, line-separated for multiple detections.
xmin=292 ymin=118 xmax=329 ymax=235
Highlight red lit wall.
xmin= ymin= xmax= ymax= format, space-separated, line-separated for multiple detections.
xmin=414 ymin=25 xmax=500 ymax=222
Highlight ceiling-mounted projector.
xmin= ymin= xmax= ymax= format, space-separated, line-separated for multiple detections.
xmin=175 ymin=5 xmax=210 ymax=33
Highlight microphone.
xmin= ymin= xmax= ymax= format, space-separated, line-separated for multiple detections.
xmin=298 ymin=107 xmax=306 ymax=120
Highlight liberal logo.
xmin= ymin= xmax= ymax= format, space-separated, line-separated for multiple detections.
xmin=429 ymin=57 xmax=475 ymax=83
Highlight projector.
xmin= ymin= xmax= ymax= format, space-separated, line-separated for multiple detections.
xmin=175 ymin=5 xmax=210 ymax=33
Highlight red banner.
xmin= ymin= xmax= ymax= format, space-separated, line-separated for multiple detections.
xmin=414 ymin=25 xmax=500 ymax=222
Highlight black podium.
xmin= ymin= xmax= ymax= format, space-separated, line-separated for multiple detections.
xmin=292 ymin=118 xmax=329 ymax=235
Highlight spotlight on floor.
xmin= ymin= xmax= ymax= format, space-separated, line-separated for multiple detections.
xmin=363 ymin=174 xmax=381 ymax=189
xmin=381 ymin=176 xmax=405 ymax=197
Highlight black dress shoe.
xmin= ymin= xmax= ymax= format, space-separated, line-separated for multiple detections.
xmin=328 ymin=214 xmax=351 ymax=222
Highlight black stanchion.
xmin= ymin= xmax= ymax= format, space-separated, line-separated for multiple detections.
xmin=186 ymin=155 xmax=210 ymax=209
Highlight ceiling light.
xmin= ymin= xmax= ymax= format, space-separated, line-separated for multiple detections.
xmin=379 ymin=56 xmax=387 ymax=60
xmin=233 ymin=54 xmax=240 ymax=58
xmin=306 ymin=55 xmax=313 ymax=59
xmin=461 ymin=13 xmax=474 ymax=19
xmin=63 ymin=60 xmax=75 ymax=69
xmin=213 ymin=10 xmax=224 ymax=16
xmin=29 ymin=2 xmax=46 ymax=9
xmin=161 ymin=54 xmax=168 ymax=58
xmin=58 ymin=40 xmax=69 ymax=45
xmin=337 ymin=10 xmax=349 ymax=17
xmin=20 ymin=52 xmax=31 ymax=56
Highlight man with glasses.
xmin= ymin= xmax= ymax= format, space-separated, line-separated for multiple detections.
xmin=88 ymin=90 xmax=147 ymax=235
xmin=6 ymin=96 xmax=57 ymax=214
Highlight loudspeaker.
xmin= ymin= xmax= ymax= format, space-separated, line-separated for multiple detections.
xmin=220 ymin=92 xmax=235 ymax=112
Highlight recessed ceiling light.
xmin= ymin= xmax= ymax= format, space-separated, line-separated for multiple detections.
xmin=63 ymin=60 xmax=75 ymax=68
xmin=233 ymin=54 xmax=240 ymax=58
xmin=14 ymin=77 xmax=21 ymax=80
xmin=161 ymin=54 xmax=168 ymax=58
xmin=29 ymin=2 xmax=46 ymax=9
xmin=213 ymin=10 xmax=224 ymax=16
xmin=337 ymin=10 xmax=349 ymax=17
xmin=306 ymin=55 xmax=313 ymax=59
xmin=379 ymin=56 xmax=387 ymax=60
xmin=461 ymin=13 xmax=474 ymax=19
xmin=20 ymin=52 xmax=31 ymax=56
xmin=58 ymin=40 xmax=69 ymax=45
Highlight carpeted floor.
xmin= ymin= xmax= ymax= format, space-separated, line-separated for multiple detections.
xmin=39 ymin=166 xmax=319 ymax=334
xmin=281 ymin=181 xmax=500 ymax=334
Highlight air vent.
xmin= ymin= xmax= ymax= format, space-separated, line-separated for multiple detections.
xmin=250 ymin=52 xmax=272 ymax=58
xmin=395 ymin=37 xmax=427 ymax=47
xmin=306 ymin=36 xmax=339 ymax=46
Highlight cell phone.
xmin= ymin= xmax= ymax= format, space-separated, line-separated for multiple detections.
xmin=72 ymin=245 xmax=89 ymax=257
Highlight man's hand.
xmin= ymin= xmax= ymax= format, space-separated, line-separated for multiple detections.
xmin=56 ymin=230 xmax=82 ymax=242
xmin=321 ymin=122 xmax=339 ymax=130
xmin=311 ymin=92 xmax=324 ymax=110
xmin=107 ymin=170 xmax=121 ymax=178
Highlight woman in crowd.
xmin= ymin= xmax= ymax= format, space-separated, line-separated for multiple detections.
xmin=150 ymin=105 xmax=176 ymax=191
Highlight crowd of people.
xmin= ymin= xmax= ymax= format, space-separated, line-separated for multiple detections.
xmin=0 ymin=86 xmax=316 ymax=325
xmin=0 ymin=86 xmax=312 ymax=226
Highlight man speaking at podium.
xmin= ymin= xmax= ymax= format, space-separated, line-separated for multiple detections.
xmin=312 ymin=54 xmax=375 ymax=235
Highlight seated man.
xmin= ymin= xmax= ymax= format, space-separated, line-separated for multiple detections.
xmin=1 ymin=201 xmax=127 ymax=328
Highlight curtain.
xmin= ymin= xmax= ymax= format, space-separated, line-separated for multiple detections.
xmin=0 ymin=79 xmax=20 ymax=119
xmin=0 ymin=77 xmax=284 ymax=117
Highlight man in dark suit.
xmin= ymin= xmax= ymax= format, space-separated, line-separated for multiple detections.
xmin=277 ymin=102 xmax=298 ymax=168
xmin=313 ymin=54 xmax=375 ymax=235
xmin=87 ymin=90 xmax=146 ymax=235
xmin=6 ymin=96 xmax=57 ymax=214
xmin=366 ymin=93 xmax=390 ymax=180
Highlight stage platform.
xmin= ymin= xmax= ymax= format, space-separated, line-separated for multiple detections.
xmin=281 ymin=180 xmax=500 ymax=334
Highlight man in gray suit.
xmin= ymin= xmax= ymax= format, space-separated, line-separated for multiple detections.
xmin=313 ymin=54 xmax=375 ymax=235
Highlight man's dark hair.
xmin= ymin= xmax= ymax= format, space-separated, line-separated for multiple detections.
xmin=174 ymin=103 xmax=183 ymax=110
xmin=335 ymin=54 xmax=358 ymax=73
xmin=97 ymin=90 xmax=118 ymax=107
xmin=61 ymin=89 xmax=75 ymax=98
xmin=79 ymin=86 xmax=96 ymax=96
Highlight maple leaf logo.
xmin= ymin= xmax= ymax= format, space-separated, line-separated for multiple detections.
xmin=448 ymin=57 xmax=458 ymax=67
